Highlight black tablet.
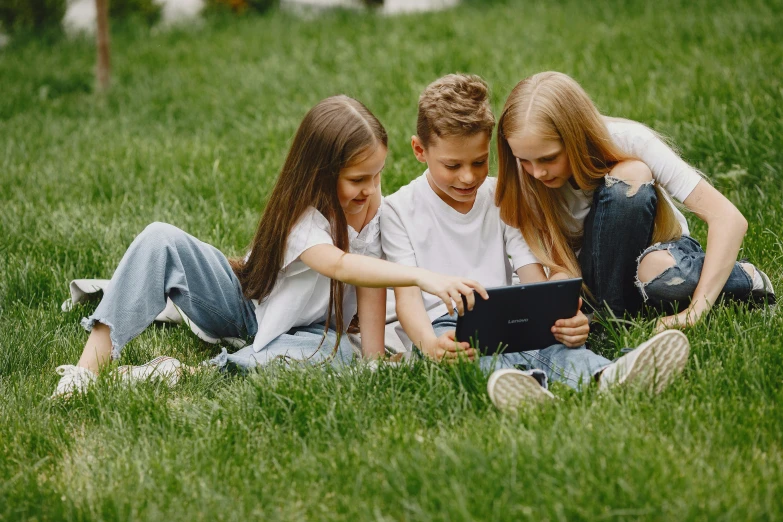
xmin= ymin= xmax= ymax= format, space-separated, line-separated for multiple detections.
xmin=455 ymin=278 xmax=582 ymax=354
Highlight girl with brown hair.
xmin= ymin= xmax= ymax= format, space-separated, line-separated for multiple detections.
xmin=495 ymin=71 xmax=775 ymax=329
xmin=52 ymin=95 xmax=486 ymax=398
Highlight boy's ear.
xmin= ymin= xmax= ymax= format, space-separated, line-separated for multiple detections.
xmin=411 ymin=135 xmax=427 ymax=164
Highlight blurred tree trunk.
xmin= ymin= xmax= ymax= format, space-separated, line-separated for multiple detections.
xmin=96 ymin=0 xmax=111 ymax=92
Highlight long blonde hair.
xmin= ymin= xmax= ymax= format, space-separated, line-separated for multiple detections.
xmin=496 ymin=71 xmax=682 ymax=279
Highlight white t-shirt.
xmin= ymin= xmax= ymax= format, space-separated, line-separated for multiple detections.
xmin=251 ymin=206 xmax=383 ymax=351
xmin=560 ymin=118 xmax=703 ymax=237
xmin=381 ymin=173 xmax=538 ymax=321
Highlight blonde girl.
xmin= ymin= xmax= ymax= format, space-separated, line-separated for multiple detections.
xmin=53 ymin=95 xmax=486 ymax=398
xmin=496 ymin=71 xmax=775 ymax=328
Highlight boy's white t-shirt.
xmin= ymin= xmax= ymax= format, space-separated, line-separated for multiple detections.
xmin=381 ymin=173 xmax=538 ymax=321
xmin=560 ymin=119 xmax=703 ymax=237
xmin=251 ymin=205 xmax=383 ymax=352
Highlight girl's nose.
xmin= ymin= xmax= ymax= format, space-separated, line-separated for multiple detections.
xmin=533 ymin=165 xmax=548 ymax=179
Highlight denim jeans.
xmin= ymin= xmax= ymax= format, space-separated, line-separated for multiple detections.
xmin=206 ymin=323 xmax=356 ymax=372
xmin=83 ymin=222 xmax=354 ymax=369
xmin=579 ymin=179 xmax=753 ymax=317
xmin=431 ymin=314 xmax=610 ymax=391
xmin=636 ymin=235 xmax=753 ymax=311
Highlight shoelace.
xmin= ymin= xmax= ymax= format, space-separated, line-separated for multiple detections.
xmin=55 ymin=365 xmax=93 ymax=384
xmin=55 ymin=365 xmax=79 ymax=376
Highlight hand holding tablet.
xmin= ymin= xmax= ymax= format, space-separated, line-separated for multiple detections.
xmin=455 ymin=278 xmax=583 ymax=354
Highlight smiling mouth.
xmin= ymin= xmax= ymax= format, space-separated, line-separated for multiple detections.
xmin=353 ymin=198 xmax=367 ymax=204
xmin=453 ymin=186 xmax=476 ymax=195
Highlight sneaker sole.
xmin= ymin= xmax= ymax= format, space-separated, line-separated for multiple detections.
xmin=487 ymin=369 xmax=554 ymax=413
xmin=116 ymin=356 xmax=182 ymax=387
xmin=619 ymin=330 xmax=690 ymax=395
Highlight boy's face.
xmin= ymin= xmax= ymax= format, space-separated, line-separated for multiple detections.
xmin=412 ymin=133 xmax=490 ymax=213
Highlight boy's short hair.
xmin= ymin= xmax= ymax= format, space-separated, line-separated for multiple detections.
xmin=416 ymin=73 xmax=495 ymax=147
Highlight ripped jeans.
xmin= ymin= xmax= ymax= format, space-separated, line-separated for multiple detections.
xmin=579 ymin=178 xmax=753 ymax=317
xmin=636 ymin=235 xmax=753 ymax=312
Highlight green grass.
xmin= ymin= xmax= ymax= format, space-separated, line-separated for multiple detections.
xmin=2 ymin=0 xmax=783 ymax=519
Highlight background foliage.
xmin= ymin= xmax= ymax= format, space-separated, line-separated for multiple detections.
xmin=0 ymin=0 xmax=66 ymax=33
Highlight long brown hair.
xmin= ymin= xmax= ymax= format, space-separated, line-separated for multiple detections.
xmin=496 ymin=71 xmax=682 ymax=280
xmin=231 ymin=95 xmax=388 ymax=346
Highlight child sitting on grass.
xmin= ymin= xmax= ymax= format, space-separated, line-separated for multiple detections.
xmin=495 ymin=71 xmax=775 ymax=329
xmin=380 ymin=74 xmax=690 ymax=411
xmin=53 ymin=95 xmax=487 ymax=398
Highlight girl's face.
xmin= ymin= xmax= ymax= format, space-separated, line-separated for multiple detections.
xmin=337 ymin=145 xmax=386 ymax=216
xmin=506 ymin=132 xmax=571 ymax=189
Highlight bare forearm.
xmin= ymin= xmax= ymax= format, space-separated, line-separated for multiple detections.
xmin=334 ymin=254 xmax=427 ymax=289
xmin=691 ymin=212 xmax=747 ymax=310
xmin=357 ymin=287 xmax=386 ymax=359
xmin=656 ymin=180 xmax=750 ymax=330
xmin=395 ymin=287 xmax=438 ymax=350
xmin=516 ymin=263 xmax=547 ymax=283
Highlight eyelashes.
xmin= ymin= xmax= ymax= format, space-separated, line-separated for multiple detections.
xmin=445 ymin=160 xmax=487 ymax=170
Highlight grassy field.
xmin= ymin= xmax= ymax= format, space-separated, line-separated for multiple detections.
xmin=2 ymin=0 xmax=783 ymax=519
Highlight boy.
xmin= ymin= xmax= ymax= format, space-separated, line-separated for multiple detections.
xmin=380 ymin=74 xmax=690 ymax=410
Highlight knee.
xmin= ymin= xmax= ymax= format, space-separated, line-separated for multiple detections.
xmin=636 ymin=250 xmax=676 ymax=284
xmin=601 ymin=161 xmax=656 ymax=209
xmin=607 ymin=160 xmax=654 ymax=194
xmin=132 ymin=222 xmax=189 ymax=255
xmin=139 ymin=222 xmax=186 ymax=245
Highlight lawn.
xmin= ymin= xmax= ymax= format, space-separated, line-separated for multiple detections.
xmin=1 ymin=0 xmax=783 ymax=519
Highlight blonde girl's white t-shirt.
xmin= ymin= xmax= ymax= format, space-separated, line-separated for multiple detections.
xmin=380 ymin=173 xmax=539 ymax=321
xmin=251 ymin=205 xmax=383 ymax=352
xmin=560 ymin=118 xmax=703 ymax=237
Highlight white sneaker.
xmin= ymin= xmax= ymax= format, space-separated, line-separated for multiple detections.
xmin=751 ymin=267 xmax=776 ymax=308
xmin=115 ymin=356 xmax=182 ymax=387
xmin=52 ymin=365 xmax=96 ymax=399
xmin=599 ymin=330 xmax=690 ymax=395
xmin=487 ymin=368 xmax=555 ymax=413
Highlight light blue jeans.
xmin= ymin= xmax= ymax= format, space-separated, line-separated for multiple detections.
xmin=82 ymin=222 xmax=354 ymax=370
xmin=207 ymin=324 xmax=355 ymax=372
xmin=431 ymin=314 xmax=611 ymax=391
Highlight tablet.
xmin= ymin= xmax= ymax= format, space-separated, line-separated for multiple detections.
xmin=455 ymin=278 xmax=582 ymax=354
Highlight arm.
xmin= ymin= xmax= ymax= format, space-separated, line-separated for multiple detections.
xmin=300 ymin=244 xmax=487 ymax=316
xmin=657 ymin=179 xmax=748 ymax=329
xmin=395 ymin=286 xmax=475 ymax=361
xmin=516 ymin=263 xmax=547 ymax=283
xmin=379 ymin=196 xmax=480 ymax=360
xmin=356 ymin=286 xmax=387 ymax=359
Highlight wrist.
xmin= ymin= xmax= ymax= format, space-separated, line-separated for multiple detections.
xmin=688 ymin=296 xmax=713 ymax=316
xmin=411 ymin=267 xmax=428 ymax=288
xmin=416 ymin=335 xmax=438 ymax=357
